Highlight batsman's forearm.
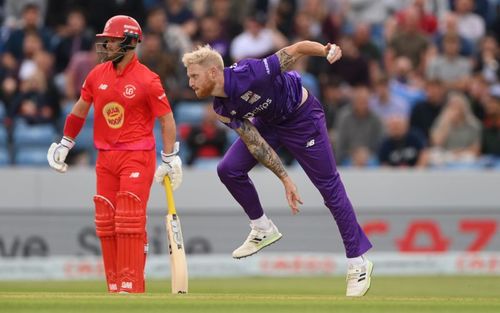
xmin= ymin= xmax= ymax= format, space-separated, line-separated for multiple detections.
xmin=159 ymin=112 xmax=177 ymax=153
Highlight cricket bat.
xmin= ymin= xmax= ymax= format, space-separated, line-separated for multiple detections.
xmin=163 ymin=176 xmax=188 ymax=294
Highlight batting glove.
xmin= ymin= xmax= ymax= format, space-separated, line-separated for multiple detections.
xmin=47 ymin=136 xmax=75 ymax=173
xmin=154 ymin=141 xmax=183 ymax=190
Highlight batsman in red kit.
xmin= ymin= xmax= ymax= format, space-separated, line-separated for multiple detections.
xmin=46 ymin=15 xmax=182 ymax=293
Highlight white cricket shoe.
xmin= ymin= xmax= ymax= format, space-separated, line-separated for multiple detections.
xmin=232 ymin=221 xmax=282 ymax=259
xmin=346 ymin=258 xmax=374 ymax=297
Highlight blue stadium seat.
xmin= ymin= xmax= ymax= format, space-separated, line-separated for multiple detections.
xmin=174 ymin=101 xmax=206 ymax=125
xmin=76 ymin=126 xmax=94 ymax=150
xmin=0 ymin=147 xmax=10 ymax=165
xmin=12 ymin=120 xmax=57 ymax=147
xmin=14 ymin=147 xmax=48 ymax=166
xmin=0 ymin=124 xmax=7 ymax=146
xmin=0 ymin=102 xmax=6 ymax=120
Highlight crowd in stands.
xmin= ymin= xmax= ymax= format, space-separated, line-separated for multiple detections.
xmin=0 ymin=0 xmax=499 ymax=169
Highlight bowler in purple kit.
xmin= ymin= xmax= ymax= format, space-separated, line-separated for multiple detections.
xmin=182 ymin=40 xmax=373 ymax=296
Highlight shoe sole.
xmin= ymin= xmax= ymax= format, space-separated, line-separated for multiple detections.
xmin=232 ymin=233 xmax=283 ymax=259
xmin=347 ymin=261 xmax=374 ymax=297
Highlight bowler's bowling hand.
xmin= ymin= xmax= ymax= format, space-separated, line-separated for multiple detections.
xmin=282 ymin=176 xmax=303 ymax=215
xmin=325 ymin=43 xmax=342 ymax=64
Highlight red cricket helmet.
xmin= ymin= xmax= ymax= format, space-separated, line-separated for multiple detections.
xmin=96 ymin=15 xmax=142 ymax=42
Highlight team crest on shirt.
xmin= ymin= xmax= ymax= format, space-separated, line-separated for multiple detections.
xmin=123 ymin=84 xmax=136 ymax=99
xmin=103 ymin=102 xmax=125 ymax=129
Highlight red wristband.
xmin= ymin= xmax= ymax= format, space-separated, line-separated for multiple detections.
xmin=63 ymin=113 xmax=85 ymax=139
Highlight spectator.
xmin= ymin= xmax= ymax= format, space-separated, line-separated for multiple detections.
xmin=385 ymin=6 xmax=429 ymax=75
xmin=429 ymin=92 xmax=482 ymax=166
xmin=3 ymin=0 xmax=48 ymax=27
xmin=163 ymin=0 xmax=197 ymax=37
xmin=230 ymin=12 xmax=287 ymax=62
xmin=426 ymin=32 xmax=472 ymax=90
xmin=335 ymin=85 xmax=384 ymax=166
xmin=185 ymin=104 xmax=228 ymax=166
xmin=480 ymin=84 xmax=500 ymax=158
xmin=395 ymin=0 xmax=438 ymax=36
xmin=369 ymin=75 xmax=410 ymax=121
xmin=410 ymin=78 xmax=447 ymax=140
xmin=435 ymin=12 xmax=473 ymax=57
xmin=321 ymin=77 xmax=349 ymax=134
xmin=52 ymin=8 xmax=93 ymax=73
xmin=64 ymin=44 xmax=97 ymax=102
xmin=197 ymin=15 xmax=230 ymax=64
xmin=453 ymin=0 xmax=485 ymax=44
xmin=326 ymin=36 xmax=370 ymax=87
xmin=352 ymin=22 xmax=382 ymax=66
xmin=138 ymin=32 xmax=177 ymax=91
xmin=378 ymin=114 xmax=428 ymax=167
xmin=3 ymin=3 xmax=52 ymax=63
xmin=11 ymin=58 xmax=59 ymax=125
xmin=389 ymin=56 xmax=426 ymax=109
xmin=473 ymin=34 xmax=500 ymax=84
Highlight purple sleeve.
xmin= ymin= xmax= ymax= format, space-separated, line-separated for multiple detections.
xmin=213 ymin=100 xmax=243 ymax=129
xmin=247 ymin=54 xmax=281 ymax=78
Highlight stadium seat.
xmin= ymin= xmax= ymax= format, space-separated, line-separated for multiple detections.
xmin=14 ymin=147 xmax=49 ymax=166
xmin=12 ymin=120 xmax=57 ymax=147
xmin=0 ymin=124 xmax=7 ymax=146
xmin=0 ymin=102 xmax=6 ymax=120
xmin=174 ymin=101 xmax=206 ymax=125
xmin=0 ymin=147 xmax=10 ymax=165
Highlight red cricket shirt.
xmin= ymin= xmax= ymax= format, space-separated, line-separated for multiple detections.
xmin=81 ymin=54 xmax=171 ymax=150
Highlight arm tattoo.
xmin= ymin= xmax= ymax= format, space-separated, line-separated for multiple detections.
xmin=235 ymin=119 xmax=288 ymax=179
xmin=276 ymin=49 xmax=299 ymax=72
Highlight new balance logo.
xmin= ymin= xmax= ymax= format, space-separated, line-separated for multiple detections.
xmin=306 ymin=139 xmax=315 ymax=147
xmin=98 ymin=84 xmax=108 ymax=90
xmin=129 ymin=172 xmax=140 ymax=178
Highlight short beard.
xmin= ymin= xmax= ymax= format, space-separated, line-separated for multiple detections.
xmin=196 ymin=79 xmax=216 ymax=98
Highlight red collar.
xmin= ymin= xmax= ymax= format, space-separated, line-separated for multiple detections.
xmin=114 ymin=54 xmax=138 ymax=77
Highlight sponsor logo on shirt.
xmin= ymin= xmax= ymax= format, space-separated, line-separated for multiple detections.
xmin=98 ymin=83 xmax=108 ymax=90
xmin=243 ymin=98 xmax=272 ymax=119
xmin=129 ymin=172 xmax=140 ymax=178
xmin=240 ymin=91 xmax=261 ymax=104
xmin=158 ymin=93 xmax=167 ymax=100
xmin=123 ymin=84 xmax=136 ymax=99
xmin=263 ymin=58 xmax=270 ymax=74
xmin=102 ymin=102 xmax=125 ymax=129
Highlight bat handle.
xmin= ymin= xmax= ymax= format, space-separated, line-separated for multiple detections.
xmin=164 ymin=176 xmax=176 ymax=215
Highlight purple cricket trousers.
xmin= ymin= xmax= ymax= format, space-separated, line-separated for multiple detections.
xmin=216 ymin=93 xmax=372 ymax=258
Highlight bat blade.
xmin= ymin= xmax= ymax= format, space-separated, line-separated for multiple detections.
xmin=164 ymin=176 xmax=188 ymax=294
xmin=166 ymin=213 xmax=188 ymax=293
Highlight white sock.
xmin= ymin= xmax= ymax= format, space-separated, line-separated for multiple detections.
xmin=251 ymin=214 xmax=271 ymax=230
xmin=347 ymin=255 xmax=365 ymax=267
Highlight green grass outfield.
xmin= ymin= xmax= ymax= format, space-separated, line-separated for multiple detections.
xmin=1 ymin=276 xmax=499 ymax=313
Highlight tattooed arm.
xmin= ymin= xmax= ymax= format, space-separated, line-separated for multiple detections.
xmin=275 ymin=40 xmax=342 ymax=72
xmin=235 ymin=119 xmax=303 ymax=213
xmin=235 ymin=119 xmax=288 ymax=179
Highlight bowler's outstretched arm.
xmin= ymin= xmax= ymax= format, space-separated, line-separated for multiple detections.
xmin=275 ymin=40 xmax=342 ymax=72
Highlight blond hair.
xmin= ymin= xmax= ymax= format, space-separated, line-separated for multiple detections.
xmin=182 ymin=44 xmax=224 ymax=70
